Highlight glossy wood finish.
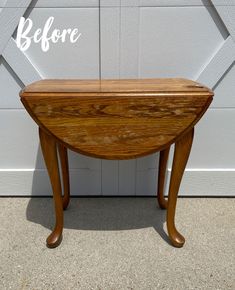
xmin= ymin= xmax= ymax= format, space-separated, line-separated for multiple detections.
xmin=167 ymin=128 xmax=194 ymax=247
xmin=39 ymin=128 xmax=63 ymax=248
xmin=20 ymin=78 xmax=213 ymax=94
xmin=20 ymin=78 xmax=213 ymax=159
xmin=20 ymin=78 xmax=213 ymax=248
xmin=58 ymin=143 xmax=70 ymax=210
xmin=157 ymin=146 xmax=170 ymax=210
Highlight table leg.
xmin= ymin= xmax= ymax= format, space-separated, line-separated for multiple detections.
xmin=167 ymin=128 xmax=194 ymax=247
xmin=58 ymin=143 xmax=70 ymax=210
xmin=157 ymin=147 xmax=170 ymax=209
xmin=39 ymin=128 xmax=63 ymax=248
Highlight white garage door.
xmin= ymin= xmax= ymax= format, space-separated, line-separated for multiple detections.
xmin=0 ymin=0 xmax=234 ymax=196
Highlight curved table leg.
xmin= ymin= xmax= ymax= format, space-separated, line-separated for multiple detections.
xmin=58 ymin=143 xmax=70 ymax=210
xmin=157 ymin=147 xmax=170 ymax=209
xmin=39 ymin=128 xmax=63 ymax=248
xmin=167 ymin=128 xmax=194 ymax=248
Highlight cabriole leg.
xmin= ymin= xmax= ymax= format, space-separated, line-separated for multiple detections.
xmin=167 ymin=128 xmax=194 ymax=248
xmin=157 ymin=147 xmax=170 ymax=209
xmin=39 ymin=128 xmax=63 ymax=248
xmin=58 ymin=143 xmax=70 ymax=210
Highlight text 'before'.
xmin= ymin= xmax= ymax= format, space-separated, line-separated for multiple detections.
xmin=16 ymin=17 xmax=82 ymax=52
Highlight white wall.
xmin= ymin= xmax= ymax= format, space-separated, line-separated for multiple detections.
xmin=0 ymin=0 xmax=234 ymax=196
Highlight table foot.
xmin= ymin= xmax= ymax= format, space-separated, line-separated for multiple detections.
xmin=39 ymin=128 xmax=64 ymax=248
xmin=58 ymin=143 xmax=70 ymax=210
xmin=167 ymin=128 xmax=194 ymax=248
xmin=157 ymin=147 xmax=170 ymax=209
xmin=46 ymin=230 xmax=63 ymax=248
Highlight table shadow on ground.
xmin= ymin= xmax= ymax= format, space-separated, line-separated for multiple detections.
xmin=26 ymin=197 xmax=170 ymax=245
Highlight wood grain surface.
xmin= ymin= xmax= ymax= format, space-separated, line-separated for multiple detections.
xmin=21 ymin=78 xmax=213 ymax=94
xmin=20 ymin=78 xmax=213 ymax=159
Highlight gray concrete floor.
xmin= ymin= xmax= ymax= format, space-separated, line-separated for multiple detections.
xmin=0 ymin=197 xmax=234 ymax=290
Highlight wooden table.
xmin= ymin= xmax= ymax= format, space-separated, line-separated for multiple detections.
xmin=20 ymin=78 xmax=213 ymax=248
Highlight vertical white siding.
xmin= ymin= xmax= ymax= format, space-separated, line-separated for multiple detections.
xmin=0 ymin=1 xmax=101 ymax=195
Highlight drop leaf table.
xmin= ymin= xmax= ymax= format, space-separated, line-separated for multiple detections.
xmin=20 ymin=78 xmax=213 ymax=248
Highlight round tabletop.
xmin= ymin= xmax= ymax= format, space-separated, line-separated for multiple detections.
xmin=20 ymin=78 xmax=213 ymax=159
